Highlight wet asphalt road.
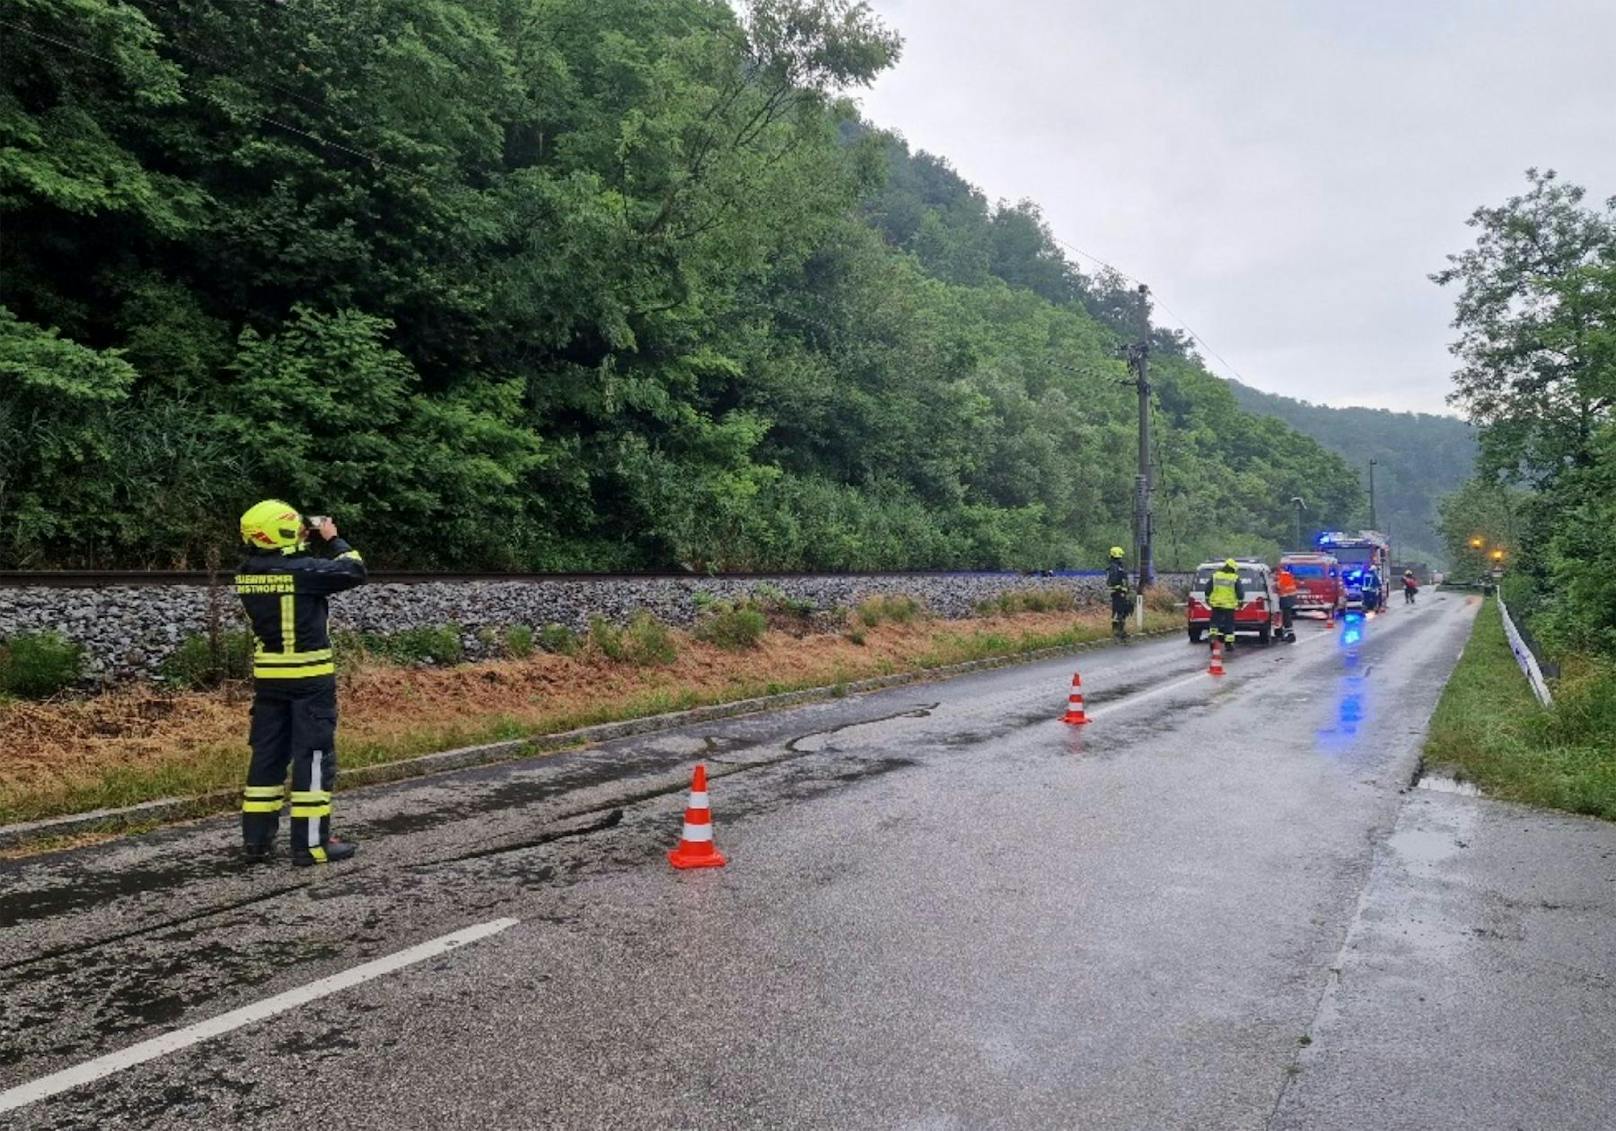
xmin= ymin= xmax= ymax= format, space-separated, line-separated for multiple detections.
xmin=2 ymin=593 xmax=1613 ymax=1129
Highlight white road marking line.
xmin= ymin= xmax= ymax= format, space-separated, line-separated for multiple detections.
xmin=0 ymin=917 xmax=519 ymax=1115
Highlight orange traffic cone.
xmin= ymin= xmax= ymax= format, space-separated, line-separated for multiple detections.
xmin=1209 ymin=638 xmax=1225 ymax=677
xmin=1062 ymin=672 xmax=1089 ymax=725
xmin=668 ymin=763 xmax=727 ymax=870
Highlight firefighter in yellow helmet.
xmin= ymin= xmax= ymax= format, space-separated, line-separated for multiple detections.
xmin=1106 ymin=546 xmax=1132 ymax=642
xmin=1207 ymin=557 xmax=1245 ymax=654
xmin=236 ymin=500 xmax=367 ymax=865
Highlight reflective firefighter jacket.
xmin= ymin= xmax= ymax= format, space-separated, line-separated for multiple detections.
xmin=1106 ymin=560 xmax=1130 ymax=595
xmin=1208 ymin=567 xmax=1245 ymax=610
xmin=235 ymin=540 xmax=367 ymax=682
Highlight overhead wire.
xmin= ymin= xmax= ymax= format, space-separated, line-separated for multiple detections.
xmin=1050 ymin=234 xmax=1255 ymax=386
xmin=1 ymin=16 xmax=442 ymax=191
xmin=133 ymin=0 xmax=386 ymax=140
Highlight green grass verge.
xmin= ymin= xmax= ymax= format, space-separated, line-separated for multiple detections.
xmin=1423 ymin=598 xmax=1616 ymax=820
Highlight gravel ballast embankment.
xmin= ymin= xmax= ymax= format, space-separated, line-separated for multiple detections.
xmin=0 ymin=572 xmax=1191 ymax=683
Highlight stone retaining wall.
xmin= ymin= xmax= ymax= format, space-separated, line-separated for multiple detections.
xmin=0 ymin=572 xmax=1191 ymax=683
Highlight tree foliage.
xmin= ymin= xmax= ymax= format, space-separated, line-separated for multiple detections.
xmin=1432 ymin=169 xmax=1616 ymax=479
xmin=1436 ymin=171 xmax=1616 ymax=659
xmin=4 ymin=0 xmax=1362 ymax=571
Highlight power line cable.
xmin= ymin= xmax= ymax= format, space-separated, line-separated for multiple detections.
xmin=1050 ymin=233 xmax=1254 ymax=386
xmin=1147 ymin=292 xmax=1254 ymax=386
xmin=135 ymin=0 xmax=392 ymax=142
xmin=2 ymin=16 xmax=441 ymax=190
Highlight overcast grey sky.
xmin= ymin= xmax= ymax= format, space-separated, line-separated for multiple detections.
xmin=852 ymin=0 xmax=1616 ymax=415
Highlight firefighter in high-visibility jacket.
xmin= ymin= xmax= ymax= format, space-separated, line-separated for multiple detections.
xmin=236 ymin=500 xmax=367 ymax=865
xmin=1275 ymin=565 xmax=1299 ymax=642
xmin=1106 ymin=546 xmax=1132 ymax=641
xmin=1207 ymin=558 xmax=1245 ymax=653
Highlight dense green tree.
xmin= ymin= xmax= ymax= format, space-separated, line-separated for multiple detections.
xmin=3 ymin=0 xmax=1365 ymax=572
xmin=1435 ymin=171 xmax=1616 ymax=659
xmin=1538 ymin=423 xmax=1616 ymax=655
xmin=1432 ymin=169 xmax=1616 ymax=478
xmin=1436 ymin=478 xmax=1526 ymax=575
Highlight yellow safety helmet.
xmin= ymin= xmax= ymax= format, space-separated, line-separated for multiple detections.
xmin=1109 ymin=546 xmax=1125 ymax=559
xmin=240 ymin=499 xmax=305 ymax=553
xmin=1224 ymin=557 xmax=1238 ymax=570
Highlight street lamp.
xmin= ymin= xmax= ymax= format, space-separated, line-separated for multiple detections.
xmin=1469 ymin=537 xmax=1484 ymax=549
xmin=1290 ymin=496 xmax=1306 ymax=552
xmin=1491 ymin=549 xmax=1505 ymax=562
xmin=1368 ymin=459 xmax=1378 ymax=531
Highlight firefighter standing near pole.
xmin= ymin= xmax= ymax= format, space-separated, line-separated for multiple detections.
xmin=1106 ymin=547 xmax=1132 ymax=642
xmin=1208 ymin=557 xmax=1245 ymax=654
xmin=1275 ymin=564 xmax=1299 ymax=642
xmin=236 ymin=500 xmax=367 ymax=865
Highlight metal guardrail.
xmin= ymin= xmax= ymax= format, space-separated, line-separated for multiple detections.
xmin=1498 ymin=597 xmax=1553 ymax=707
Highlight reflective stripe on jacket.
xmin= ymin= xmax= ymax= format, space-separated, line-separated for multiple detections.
xmin=1208 ymin=568 xmax=1243 ymax=610
xmin=236 ymin=540 xmax=367 ymax=681
xmin=1106 ymin=561 xmax=1130 ymax=594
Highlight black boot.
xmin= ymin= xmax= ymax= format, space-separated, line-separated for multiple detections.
xmin=241 ymin=842 xmax=275 ymax=864
xmin=292 ymin=838 xmax=357 ymax=867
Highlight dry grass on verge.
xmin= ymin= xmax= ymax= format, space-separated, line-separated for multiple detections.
xmin=0 ymin=607 xmax=1178 ymax=826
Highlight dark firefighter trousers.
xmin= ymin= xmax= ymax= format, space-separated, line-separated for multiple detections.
xmin=1210 ymin=608 xmax=1237 ymax=646
xmin=1111 ymin=591 xmax=1131 ymax=633
xmin=242 ymin=681 xmax=339 ymax=859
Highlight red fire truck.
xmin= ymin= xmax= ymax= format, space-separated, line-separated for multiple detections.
xmin=1317 ymin=531 xmax=1392 ymax=612
xmin=1278 ymin=552 xmax=1347 ymax=618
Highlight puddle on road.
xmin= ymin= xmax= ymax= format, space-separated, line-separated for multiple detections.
xmin=1387 ymin=824 xmax=1467 ymax=866
xmin=1416 ymin=775 xmax=1481 ymax=796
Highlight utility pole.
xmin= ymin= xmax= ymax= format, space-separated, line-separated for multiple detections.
xmin=1367 ymin=459 xmax=1378 ymax=531
xmin=1127 ymin=284 xmax=1155 ymax=598
xmin=1290 ymin=496 xmax=1306 ymax=552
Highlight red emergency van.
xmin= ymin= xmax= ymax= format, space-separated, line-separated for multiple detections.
xmin=1278 ymin=552 xmax=1346 ymax=619
xmin=1187 ymin=559 xmax=1287 ymax=644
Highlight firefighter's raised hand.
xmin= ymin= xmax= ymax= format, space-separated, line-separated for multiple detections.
xmin=305 ymin=516 xmax=339 ymax=541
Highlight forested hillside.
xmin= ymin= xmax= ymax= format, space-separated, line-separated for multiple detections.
xmin=2 ymin=0 xmax=1362 ymax=572
xmin=1224 ymin=383 xmax=1476 ymax=564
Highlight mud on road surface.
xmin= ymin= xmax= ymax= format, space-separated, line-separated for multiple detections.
xmin=3 ymin=594 xmax=1613 ymax=1130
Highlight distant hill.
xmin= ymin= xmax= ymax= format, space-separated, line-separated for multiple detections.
xmin=1224 ymin=382 xmax=1476 ymax=565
